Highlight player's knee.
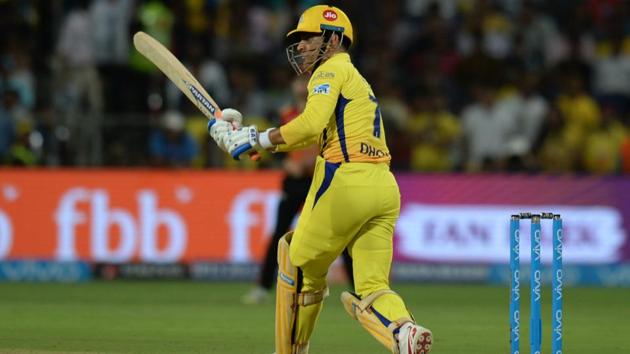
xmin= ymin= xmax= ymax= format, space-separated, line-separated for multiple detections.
xmin=288 ymin=237 xmax=310 ymax=269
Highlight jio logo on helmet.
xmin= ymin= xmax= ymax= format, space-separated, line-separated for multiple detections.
xmin=323 ymin=10 xmax=337 ymax=21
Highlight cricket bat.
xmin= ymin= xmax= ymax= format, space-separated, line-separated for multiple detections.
xmin=133 ymin=31 xmax=260 ymax=161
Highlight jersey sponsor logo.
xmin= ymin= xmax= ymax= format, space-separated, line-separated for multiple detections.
xmin=360 ymin=142 xmax=390 ymax=158
xmin=323 ymin=10 xmax=338 ymax=21
xmin=313 ymin=83 xmax=330 ymax=95
xmin=313 ymin=71 xmax=335 ymax=80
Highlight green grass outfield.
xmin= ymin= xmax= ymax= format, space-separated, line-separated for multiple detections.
xmin=0 ymin=282 xmax=628 ymax=353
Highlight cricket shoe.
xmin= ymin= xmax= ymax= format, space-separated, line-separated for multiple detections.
xmin=397 ymin=322 xmax=433 ymax=354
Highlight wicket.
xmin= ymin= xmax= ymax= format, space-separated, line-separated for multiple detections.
xmin=510 ymin=212 xmax=563 ymax=354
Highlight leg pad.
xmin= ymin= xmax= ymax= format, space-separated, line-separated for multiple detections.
xmin=341 ymin=290 xmax=412 ymax=354
xmin=275 ymin=232 xmax=328 ymax=354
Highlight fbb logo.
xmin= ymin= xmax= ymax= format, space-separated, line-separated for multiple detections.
xmin=54 ymin=188 xmax=187 ymax=263
xmin=323 ymin=10 xmax=337 ymax=21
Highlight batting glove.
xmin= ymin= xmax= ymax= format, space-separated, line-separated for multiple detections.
xmin=207 ymin=108 xmax=243 ymax=152
xmin=226 ymin=126 xmax=276 ymax=160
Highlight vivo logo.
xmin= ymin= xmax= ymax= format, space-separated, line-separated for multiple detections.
xmin=532 ymin=270 xmax=541 ymax=301
xmin=54 ymin=188 xmax=186 ymax=263
xmin=0 ymin=261 xmax=88 ymax=282
xmin=554 ymin=269 xmax=563 ymax=300
xmin=512 ymin=310 xmax=520 ymax=341
xmin=553 ymin=310 xmax=563 ymax=340
xmin=512 ymin=270 xmax=520 ymax=301
xmin=555 ymin=228 xmax=563 ymax=260
xmin=533 ymin=230 xmax=541 ymax=260
xmin=512 ymin=230 xmax=520 ymax=260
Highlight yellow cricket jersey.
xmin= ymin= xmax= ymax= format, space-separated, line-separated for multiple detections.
xmin=279 ymin=53 xmax=391 ymax=164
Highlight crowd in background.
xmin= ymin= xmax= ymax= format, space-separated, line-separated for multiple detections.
xmin=1 ymin=0 xmax=630 ymax=174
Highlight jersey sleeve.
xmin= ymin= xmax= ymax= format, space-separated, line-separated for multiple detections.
xmin=273 ymin=136 xmax=318 ymax=152
xmin=279 ymin=66 xmax=345 ymax=146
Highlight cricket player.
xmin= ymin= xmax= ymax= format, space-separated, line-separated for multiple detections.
xmin=209 ymin=5 xmax=432 ymax=354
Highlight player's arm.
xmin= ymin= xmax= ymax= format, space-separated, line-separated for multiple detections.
xmin=278 ymin=69 xmax=342 ymax=146
xmin=212 ymin=67 xmax=344 ymax=160
xmin=249 ymin=68 xmax=342 ymax=152
xmin=272 ymin=135 xmax=318 ymax=152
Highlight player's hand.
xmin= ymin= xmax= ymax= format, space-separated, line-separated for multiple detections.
xmin=207 ymin=108 xmax=243 ymax=152
xmin=225 ymin=125 xmax=260 ymax=160
xmin=207 ymin=119 xmax=232 ymax=151
xmin=221 ymin=108 xmax=243 ymax=128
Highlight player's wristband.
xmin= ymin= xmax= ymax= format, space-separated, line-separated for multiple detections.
xmin=258 ymin=128 xmax=276 ymax=149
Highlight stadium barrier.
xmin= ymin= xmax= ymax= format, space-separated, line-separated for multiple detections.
xmin=0 ymin=170 xmax=628 ymax=285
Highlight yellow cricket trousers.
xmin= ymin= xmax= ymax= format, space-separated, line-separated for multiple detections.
xmin=289 ymin=156 xmax=412 ymax=342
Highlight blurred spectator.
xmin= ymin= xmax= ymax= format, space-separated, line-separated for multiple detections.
xmin=127 ymin=0 xmax=175 ymax=113
xmin=582 ymin=105 xmax=627 ymax=174
xmin=480 ymin=1 xmax=514 ymax=59
xmin=229 ymin=63 xmax=268 ymax=119
xmin=517 ymin=1 xmax=559 ymax=71
xmin=0 ymin=90 xmax=18 ymax=160
xmin=621 ymin=133 xmax=630 ymax=174
xmin=376 ymin=80 xmax=410 ymax=133
xmin=555 ymin=75 xmax=601 ymax=167
xmin=503 ymin=72 xmax=549 ymax=171
xmin=537 ymin=106 xmax=578 ymax=173
xmin=91 ymin=0 xmax=134 ymax=64
xmin=148 ymin=110 xmax=197 ymax=167
xmin=404 ymin=0 xmax=459 ymax=20
xmin=2 ymin=39 xmax=35 ymax=109
xmin=90 ymin=0 xmax=134 ymax=113
xmin=129 ymin=0 xmax=174 ymax=73
xmin=55 ymin=0 xmax=104 ymax=166
xmin=460 ymin=82 xmax=520 ymax=171
xmin=455 ymin=28 xmax=503 ymax=99
xmin=593 ymin=34 xmax=630 ymax=115
xmin=547 ymin=30 xmax=596 ymax=90
xmin=6 ymin=116 xmax=38 ymax=167
xmin=0 ymin=1 xmax=627 ymax=174
xmin=247 ymin=6 xmax=275 ymax=55
xmin=407 ymin=92 xmax=460 ymax=172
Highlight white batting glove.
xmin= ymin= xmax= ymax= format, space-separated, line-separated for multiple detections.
xmin=207 ymin=119 xmax=230 ymax=151
xmin=207 ymin=108 xmax=243 ymax=152
xmin=221 ymin=108 xmax=243 ymax=128
xmin=226 ymin=126 xmax=276 ymax=160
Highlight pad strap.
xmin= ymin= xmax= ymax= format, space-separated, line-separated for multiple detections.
xmin=297 ymin=287 xmax=329 ymax=306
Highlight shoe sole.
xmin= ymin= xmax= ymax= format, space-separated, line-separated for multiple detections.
xmin=412 ymin=326 xmax=433 ymax=354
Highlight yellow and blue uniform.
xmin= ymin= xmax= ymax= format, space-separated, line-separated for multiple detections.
xmin=278 ymin=52 xmax=412 ymax=345
xmin=280 ymin=52 xmax=390 ymax=163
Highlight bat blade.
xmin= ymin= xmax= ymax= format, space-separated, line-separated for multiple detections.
xmin=133 ymin=31 xmax=221 ymax=119
xmin=133 ymin=31 xmax=260 ymax=161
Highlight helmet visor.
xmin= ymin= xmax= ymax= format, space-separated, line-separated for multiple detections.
xmin=285 ymin=30 xmax=342 ymax=75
